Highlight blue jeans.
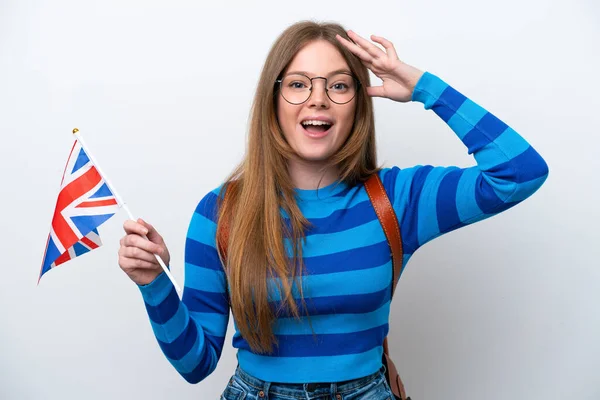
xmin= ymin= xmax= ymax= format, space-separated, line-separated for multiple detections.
xmin=220 ymin=365 xmax=394 ymax=400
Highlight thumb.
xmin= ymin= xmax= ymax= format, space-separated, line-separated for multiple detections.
xmin=137 ymin=218 xmax=163 ymax=244
xmin=366 ymin=85 xmax=385 ymax=98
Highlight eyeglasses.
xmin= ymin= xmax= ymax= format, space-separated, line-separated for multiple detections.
xmin=275 ymin=72 xmax=360 ymax=105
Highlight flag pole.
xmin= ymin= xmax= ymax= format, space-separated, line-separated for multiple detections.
xmin=72 ymin=128 xmax=182 ymax=295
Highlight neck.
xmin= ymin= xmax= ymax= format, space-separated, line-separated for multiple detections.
xmin=287 ymin=158 xmax=339 ymax=190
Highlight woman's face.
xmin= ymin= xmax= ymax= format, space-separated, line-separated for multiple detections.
xmin=276 ymin=40 xmax=357 ymax=163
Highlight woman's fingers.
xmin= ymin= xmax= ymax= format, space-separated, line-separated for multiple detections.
xmin=118 ymin=255 xmax=157 ymax=270
xmin=336 ymin=31 xmax=399 ymax=74
xmin=122 ymin=234 xmax=163 ymax=255
xmin=336 ymin=34 xmax=374 ymax=64
xmin=120 ymin=219 xmax=170 ymax=275
xmin=118 ymin=239 xmax=162 ymax=272
xmin=138 ymin=218 xmax=163 ymax=244
xmin=123 ymin=219 xmax=164 ymax=250
xmin=347 ymin=30 xmax=386 ymax=59
xmin=119 ymin=244 xmax=158 ymax=262
xmin=123 ymin=219 xmax=148 ymax=236
xmin=370 ymin=35 xmax=398 ymax=60
xmin=118 ymin=220 xmax=166 ymax=285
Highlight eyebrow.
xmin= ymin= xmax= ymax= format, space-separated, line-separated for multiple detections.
xmin=285 ymin=69 xmax=353 ymax=77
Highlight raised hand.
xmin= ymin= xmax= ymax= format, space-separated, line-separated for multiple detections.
xmin=336 ymin=30 xmax=424 ymax=103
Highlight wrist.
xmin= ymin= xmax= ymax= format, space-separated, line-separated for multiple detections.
xmin=406 ymin=67 xmax=425 ymax=99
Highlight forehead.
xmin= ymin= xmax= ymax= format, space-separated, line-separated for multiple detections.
xmin=285 ymin=40 xmax=350 ymax=76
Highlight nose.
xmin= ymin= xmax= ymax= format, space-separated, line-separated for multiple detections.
xmin=307 ymin=78 xmax=330 ymax=109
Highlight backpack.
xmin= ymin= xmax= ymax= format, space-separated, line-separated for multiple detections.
xmin=217 ymin=173 xmax=411 ymax=400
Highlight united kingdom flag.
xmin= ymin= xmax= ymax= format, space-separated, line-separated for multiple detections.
xmin=39 ymin=139 xmax=121 ymax=281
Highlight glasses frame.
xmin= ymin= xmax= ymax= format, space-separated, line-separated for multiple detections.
xmin=275 ymin=72 xmax=361 ymax=105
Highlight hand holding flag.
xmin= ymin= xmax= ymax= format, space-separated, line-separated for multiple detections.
xmin=118 ymin=218 xmax=171 ymax=286
xmin=39 ymin=129 xmax=181 ymax=294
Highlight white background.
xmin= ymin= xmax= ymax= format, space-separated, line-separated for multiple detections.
xmin=1 ymin=0 xmax=599 ymax=399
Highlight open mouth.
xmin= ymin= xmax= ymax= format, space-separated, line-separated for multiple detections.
xmin=301 ymin=120 xmax=333 ymax=136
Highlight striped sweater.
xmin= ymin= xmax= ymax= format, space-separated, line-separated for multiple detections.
xmin=138 ymin=72 xmax=549 ymax=384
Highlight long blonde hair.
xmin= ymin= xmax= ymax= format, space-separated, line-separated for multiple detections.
xmin=216 ymin=21 xmax=378 ymax=354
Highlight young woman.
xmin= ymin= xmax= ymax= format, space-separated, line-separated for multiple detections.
xmin=118 ymin=21 xmax=548 ymax=399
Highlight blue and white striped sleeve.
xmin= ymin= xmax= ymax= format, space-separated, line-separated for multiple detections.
xmin=138 ymin=189 xmax=230 ymax=383
xmin=389 ymin=72 xmax=549 ymax=255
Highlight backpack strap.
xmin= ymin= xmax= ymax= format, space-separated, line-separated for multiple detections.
xmin=364 ymin=173 xmax=404 ymax=296
xmin=364 ymin=173 xmax=409 ymax=400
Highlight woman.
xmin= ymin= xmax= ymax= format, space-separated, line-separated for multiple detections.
xmin=118 ymin=21 xmax=548 ymax=399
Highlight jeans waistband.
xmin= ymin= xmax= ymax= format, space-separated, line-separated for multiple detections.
xmin=233 ymin=363 xmax=386 ymax=396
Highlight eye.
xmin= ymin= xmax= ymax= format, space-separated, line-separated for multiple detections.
xmin=331 ymin=83 xmax=349 ymax=91
xmin=289 ymin=81 xmax=308 ymax=89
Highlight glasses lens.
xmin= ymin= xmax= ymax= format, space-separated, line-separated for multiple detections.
xmin=326 ymin=73 xmax=357 ymax=104
xmin=281 ymin=74 xmax=312 ymax=104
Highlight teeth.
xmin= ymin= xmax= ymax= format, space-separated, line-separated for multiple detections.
xmin=302 ymin=120 xmax=332 ymax=126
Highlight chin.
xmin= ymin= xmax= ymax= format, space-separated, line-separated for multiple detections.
xmin=293 ymin=146 xmax=336 ymax=163
xmin=297 ymin=154 xmax=330 ymax=163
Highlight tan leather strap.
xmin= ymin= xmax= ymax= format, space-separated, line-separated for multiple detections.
xmin=364 ymin=174 xmax=403 ymax=296
xmin=364 ymin=173 xmax=408 ymax=400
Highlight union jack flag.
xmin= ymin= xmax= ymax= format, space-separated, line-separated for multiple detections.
xmin=39 ymin=139 xmax=121 ymax=281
